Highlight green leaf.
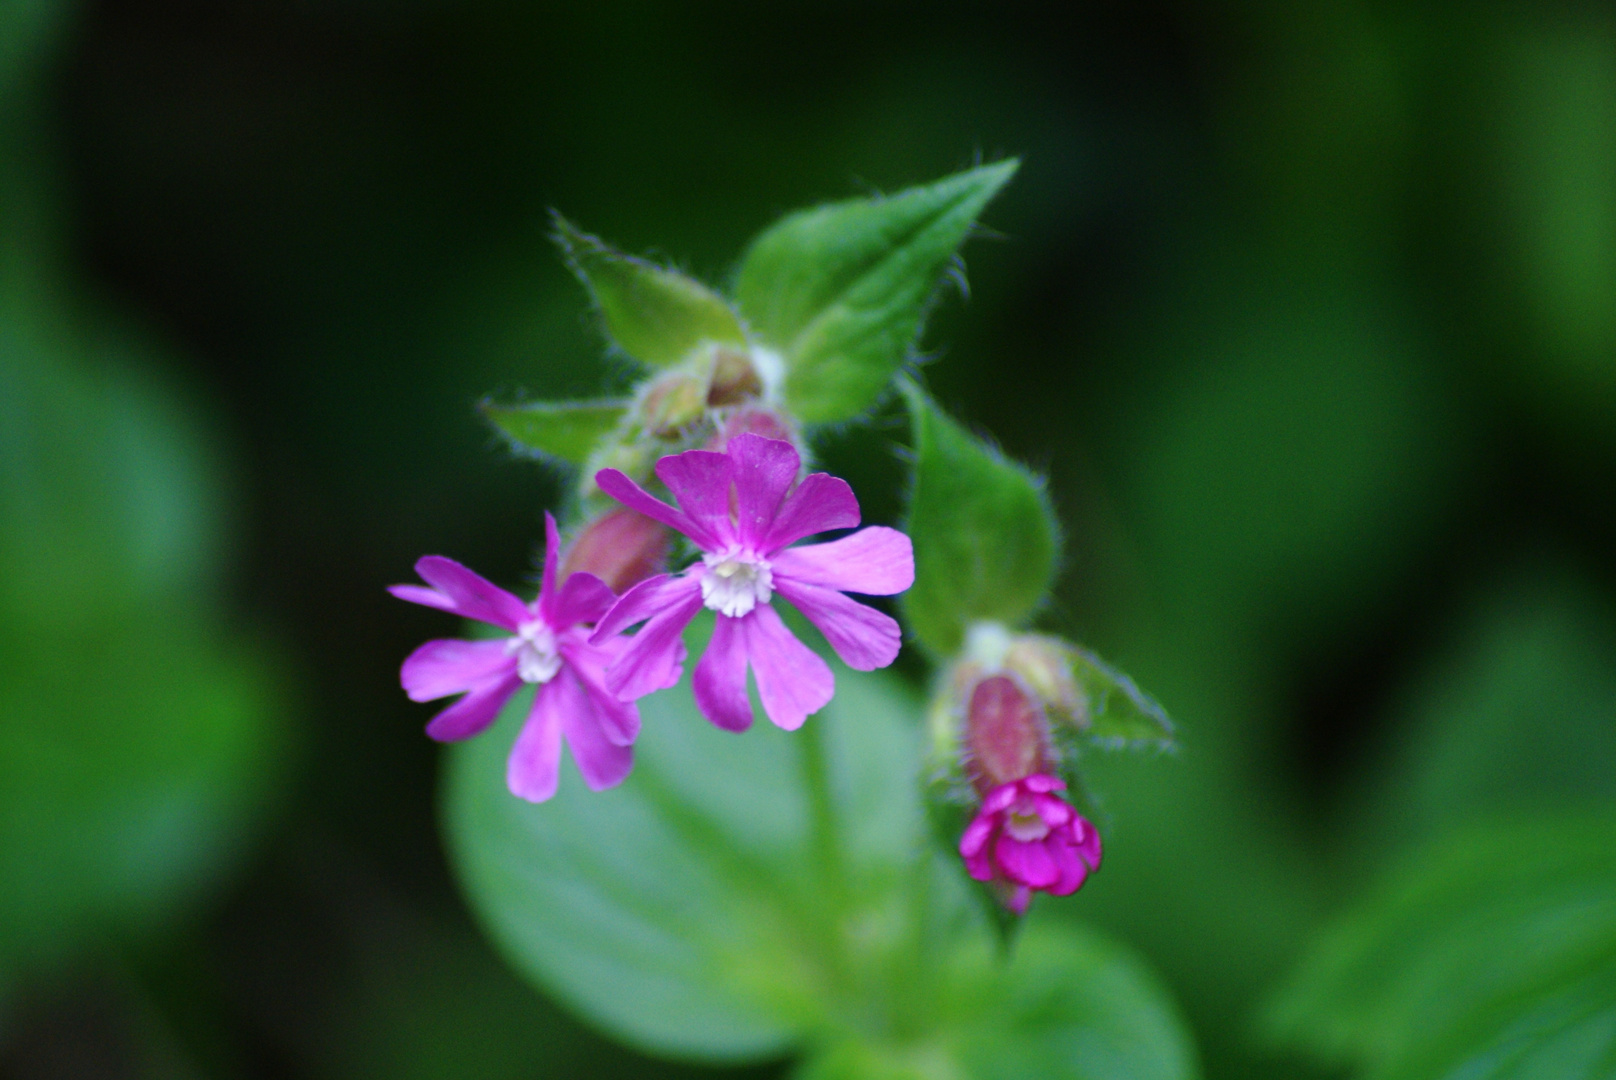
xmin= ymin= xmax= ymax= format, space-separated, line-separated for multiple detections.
xmin=796 ymin=921 xmax=1198 ymax=1080
xmin=554 ymin=216 xmax=746 ymax=368
xmin=443 ymin=620 xmax=1198 ymax=1075
xmin=734 ymin=161 xmax=1017 ymax=424
xmin=1066 ymin=646 xmax=1176 ymax=751
xmin=445 ymin=644 xmax=925 ymax=1061
xmin=1263 ymin=814 xmax=1616 ymax=1080
xmin=480 ymin=397 xmax=629 ymax=466
xmin=899 ymin=380 xmax=1059 ymax=657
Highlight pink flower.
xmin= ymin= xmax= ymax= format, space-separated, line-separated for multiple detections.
xmin=389 ymin=513 xmax=639 ymax=802
xmin=959 ymin=774 xmax=1102 ymax=914
xmin=590 ymin=434 xmax=914 ymax=732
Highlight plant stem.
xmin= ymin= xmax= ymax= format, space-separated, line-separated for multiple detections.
xmin=800 ymin=716 xmax=842 ymax=892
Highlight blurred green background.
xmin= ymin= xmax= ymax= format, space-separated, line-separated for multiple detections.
xmin=3 ymin=1 xmax=1615 ymax=1077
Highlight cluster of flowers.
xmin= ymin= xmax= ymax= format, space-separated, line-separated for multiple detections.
xmin=392 ymin=433 xmax=912 ymax=796
xmin=394 ymin=431 xmax=1103 ymax=912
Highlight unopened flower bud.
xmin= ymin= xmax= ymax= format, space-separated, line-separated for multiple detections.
xmin=1004 ymin=634 xmax=1088 ymax=730
xmin=638 ymin=372 xmax=708 ymax=438
xmin=705 ymin=346 xmax=764 ymax=407
xmin=708 ymin=406 xmax=798 ymax=453
xmin=964 ymin=674 xmax=1052 ymax=794
xmin=560 ymin=507 xmax=670 ymax=594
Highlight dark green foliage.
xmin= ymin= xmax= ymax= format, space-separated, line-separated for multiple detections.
xmin=1264 ymin=815 xmax=1616 ymax=1080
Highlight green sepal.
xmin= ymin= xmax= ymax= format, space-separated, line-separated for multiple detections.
xmin=899 ymin=379 xmax=1060 ymax=657
xmin=554 ymin=215 xmax=746 ymax=368
xmin=734 ymin=161 xmax=1018 ymax=424
xmin=480 ymin=397 xmax=629 ymax=466
xmin=1066 ymin=645 xmax=1176 ymax=751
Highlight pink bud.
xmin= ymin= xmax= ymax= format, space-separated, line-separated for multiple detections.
xmin=707 ymin=406 xmax=798 ymax=452
xmin=560 ymin=508 xmax=670 ymax=594
xmin=964 ymin=674 xmax=1053 ymax=795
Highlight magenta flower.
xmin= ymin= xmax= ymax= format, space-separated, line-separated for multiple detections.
xmin=590 ymin=433 xmax=914 ymax=732
xmin=959 ymin=774 xmax=1102 ymax=914
xmin=389 ymin=513 xmax=639 ymax=802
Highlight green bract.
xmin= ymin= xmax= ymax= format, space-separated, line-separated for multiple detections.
xmin=444 ymin=627 xmax=1196 ymax=1078
xmin=554 ymin=215 xmax=746 ymax=369
xmin=1066 ymin=645 xmax=1176 ymax=751
xmin=735 ymin=161 xmax=1018 ymax=424
xmin=899 ymin=380 xmax=1059 ymax=658
xmin=480 ymin=398 xmax=629 ymax=466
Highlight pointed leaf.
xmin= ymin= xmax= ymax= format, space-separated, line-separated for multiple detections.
xmin=734 ymin=161 xmax=1018 ymax=423
xmin=899 ymin=380 xmax=1059 ymax=657
xmin=481 ymin=398 xmax=629 ymax=466
xmin=1066 ymin=646 xmax=1176 ymax=751
xmin=555 ymin=216 xmax=746 ymax=368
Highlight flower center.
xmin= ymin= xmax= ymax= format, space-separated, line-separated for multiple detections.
xmin=506 ymin=619 xmax=561 ymax=684
xmin=700 ymin=550 xmax=773 ymax=618
xmin=1004 ymin=804 xmax=1050 ymax=843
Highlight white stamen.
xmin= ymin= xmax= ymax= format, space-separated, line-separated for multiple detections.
xmin=506 ymin=619 xmax=561 ymax=684
xmin=700 ymin=550 xmax=774 ymax=618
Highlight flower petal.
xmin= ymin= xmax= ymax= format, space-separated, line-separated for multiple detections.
xmin=1049 ymin=840 xmax=1092 ymax=896
xmin=693 ymin=614 xmax=753 ymax=732
xmin=550 ymin=572 xmax=617 ymax=629
xmin=591 ymin=573 xmax=701 ymax=642
xmin=559 ymin=636 xmax=641 ymax=747
xmin=654 ymin=449 xmax=736 ymax=548
xmin=412 ymin=556 xmax=529 ymax=630
xmin=424 ymin=669 xmax=523 ymax=742
xmin=1073 ymin=818 xmax=1103 ymax=870
xmin=400 ymin=638 xmax=514 ymax=702
xmin=981 ymin=783 xmax=1021 ymax=815
xmin=595 ymin=468 xmax=720 ymax=550
xmin=726 ymin=434 xmax=799 ymax=550
xmin=536 ymin=512 xmax=563 ymax=623
xmin=762 ymin=473 xmax=860 ymax=552
xmin=995 ymin=834 xmax=1060 ymax=889
xmin=741 ymin=604 xmax=833 ymax=731
xmin=388 ymin=584 xmax=458 ymax=614
xmin=507 ymin=680 xmax=564 ymax=802
xmin=772 ymin=578 xmax=901 ymax=672
xmin=960 ymin=814 xmax=996 ymax=861
xmin=557 ymin=669 xmax=634 ymax=792
xmin=770 ymin=527 xmax=914 ymax=596
xmin=604 ymin=586 xmax=704 ymax=701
